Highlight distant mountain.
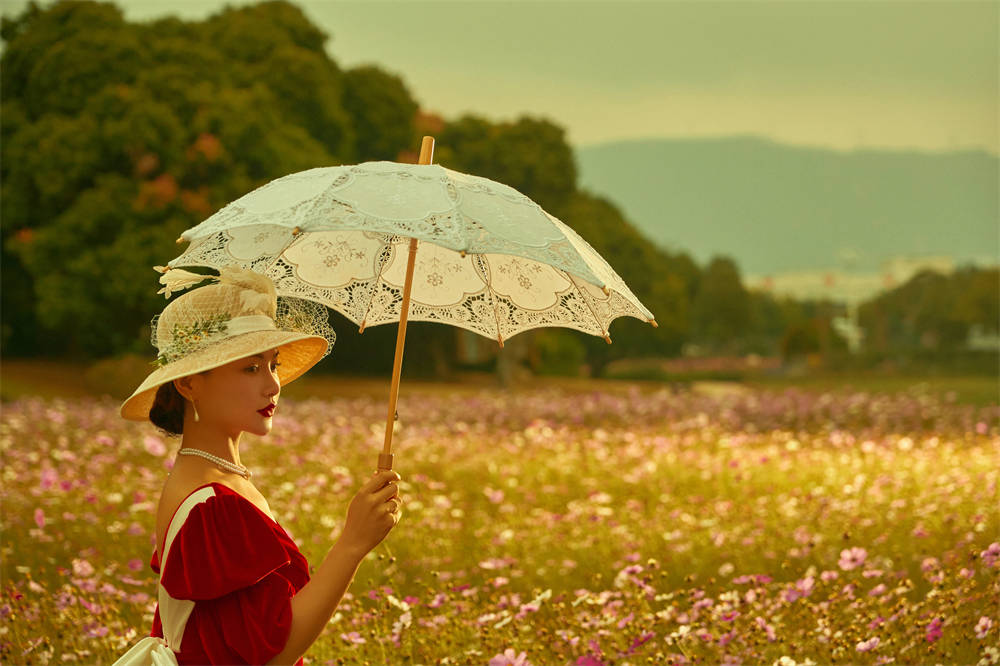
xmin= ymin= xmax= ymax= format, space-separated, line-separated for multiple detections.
xmin=574 ymin=136 xmax=999 ymax=276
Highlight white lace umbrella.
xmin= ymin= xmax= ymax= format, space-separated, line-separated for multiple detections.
xmin=159 ymin=137 xmax=657 ymax=470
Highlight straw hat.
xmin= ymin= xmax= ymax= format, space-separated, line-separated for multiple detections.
xmin=119 ymin=264 xmax=335 ymax=421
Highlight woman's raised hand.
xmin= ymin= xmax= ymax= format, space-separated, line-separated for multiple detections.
xmin=339 ymin=469 xmax=402 ymax=556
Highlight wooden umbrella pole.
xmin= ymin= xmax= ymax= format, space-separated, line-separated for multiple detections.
xmin=378 ymin=135 xmax=435 ymax=471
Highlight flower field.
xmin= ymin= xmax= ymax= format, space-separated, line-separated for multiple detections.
xmin=1 ymin=383 xmax=998 ymax=665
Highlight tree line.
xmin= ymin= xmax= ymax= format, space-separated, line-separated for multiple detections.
xmin=2 ymin=1 xmax=994 ymax=380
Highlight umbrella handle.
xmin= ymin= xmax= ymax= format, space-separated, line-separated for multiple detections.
xmin=377 ymin=136 xmax=436 ymax=472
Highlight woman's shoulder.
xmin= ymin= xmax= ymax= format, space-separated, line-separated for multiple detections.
xmin=155 ymin=469 xmax=273 ymax=562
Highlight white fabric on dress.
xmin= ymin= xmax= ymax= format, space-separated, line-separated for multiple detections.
xmin=111 ymin=486 xmax=217 ymax=665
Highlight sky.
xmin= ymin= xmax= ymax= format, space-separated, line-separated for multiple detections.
xmin=1 ymin=0 xmax=997 ymax=154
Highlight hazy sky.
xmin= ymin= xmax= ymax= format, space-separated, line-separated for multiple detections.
xmin=2 ymin=0 xmax=997 ymax=153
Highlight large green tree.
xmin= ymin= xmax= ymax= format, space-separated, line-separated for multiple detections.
xmin=0 ymin=0 xmax=418 ymax=359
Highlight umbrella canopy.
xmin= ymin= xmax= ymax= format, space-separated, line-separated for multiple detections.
xmin=159 ymin=136 xmax=657 ymax=470
xmin=164 ymin=160 xmax=656 ymax=346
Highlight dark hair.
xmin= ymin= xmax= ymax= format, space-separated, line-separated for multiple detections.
xmin=150 ymin=381 xmax=186 ymax=437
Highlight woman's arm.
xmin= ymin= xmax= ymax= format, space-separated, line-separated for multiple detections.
xmin=266 ymin=469 xmax=401 ymax=665
xmin=265 ymin=539 xmax=366 ymax=666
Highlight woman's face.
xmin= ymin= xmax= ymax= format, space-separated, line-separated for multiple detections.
xmin=178 ymin=348 xmax=282 ymax=437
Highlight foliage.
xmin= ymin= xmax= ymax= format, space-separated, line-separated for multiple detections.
xmin=857 ymin=266 xmax=999 ymax=354
xmin=0 ymin=0 xmax=418 ymax=358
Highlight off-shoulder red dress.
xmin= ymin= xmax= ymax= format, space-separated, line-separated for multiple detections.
xmin=147 ymin=482 xmax=310 ymax=665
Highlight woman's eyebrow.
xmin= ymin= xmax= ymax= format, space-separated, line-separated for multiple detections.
xmin=251 ymin=351 xmax=280 ymax=360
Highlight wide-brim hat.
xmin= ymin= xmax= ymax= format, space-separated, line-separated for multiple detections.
xmin=120 ymin=264 xmax=336 ymax=422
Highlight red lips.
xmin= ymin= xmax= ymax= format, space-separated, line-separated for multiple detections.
xmin=258 ymin=405 xmax=275 ymax=417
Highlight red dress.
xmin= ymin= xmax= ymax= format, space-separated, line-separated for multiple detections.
xmin=148 ymin=482 xmax=310 ymax=665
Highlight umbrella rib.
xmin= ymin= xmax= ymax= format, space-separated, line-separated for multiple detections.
xmin=561 ymin=269 xmax=610 ymax=342
xmin=477 ymin=256 xmax=505 ymax=347
xmin=359 ymin=237 xmax=392 ymax=331
xmin=264 ymin=226 xmax=306 ymax=275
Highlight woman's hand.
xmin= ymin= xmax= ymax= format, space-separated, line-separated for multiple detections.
xmin=339 ymin=469 xmax=402 ymax=556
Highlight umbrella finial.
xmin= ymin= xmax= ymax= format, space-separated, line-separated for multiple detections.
xmin=418 ymin=136 xmax=435 ymax=165
xmin=359 ymin=319 xmax=367 ymax=334
xmin=602 ymin=285 xmax=610 ymax=296
xmin=497 ymin=335 xmax=504 ymax=349
xmin=603 ymin=334 xmax=612 ymax=344
xmin=175 ymin=236 xmax=185 ymax=244
xmin=649 ymin=319 xmax=658 ymax=328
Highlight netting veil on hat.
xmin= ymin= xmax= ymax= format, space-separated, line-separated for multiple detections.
xmin=119 ymin=264 xmax=336 ymax=422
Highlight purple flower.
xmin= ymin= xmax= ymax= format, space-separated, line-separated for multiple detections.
xmin=489 ymin=648 xmax=531 ymax=666
xmin=339 ymin=631 xmax=365 ymax=645
xmin=981 ymin=542 xmax=1000 ymax=568
xmin=143 ymin=435 xmax=166 ymax=456
xmin=856 ymin=636 xmax=880 ymax=652
xmin=925 ymin=617 xmax=942 ymax=643
xmin=72 ymin=558 xmax=95 ymax=577
xmin=975 ymin=616 xmax=993 ymax=640
xmin=575 ymin=657 xmax=605 ymax=666
xmin=838 ymin=547 xmax=867 ymax=570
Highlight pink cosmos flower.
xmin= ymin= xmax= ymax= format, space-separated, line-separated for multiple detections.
xmin=981 ymin=542 xmax=1000 ymax=568
xmin=925 ymin=617 xmax=942 ymax=643
xmin=838 ymin=547 xmax=867 ymax=570
xmin=340 ymin=631 xmax=365 ymax=645
xmin=975 ymin=616 xmax=993 ymax=640
xmin=72 ymin=558 xmax=95 ymax=577
xmin=143 ymin=436 xmax=166 ymax=456
xmin=856 ymin=636 xmax=880 ymax=652
xmin=34 ymin=508 xmax=45 ymax=529
xmin=40 ymin=467 xmax=58 ymax=490
xmin=575 ymin=657 xmax=604 ymax=666
xmin=489 ymin=648 xmax=532 ymax=666
xmin=868 ymin=584 xmax=887 ymax=597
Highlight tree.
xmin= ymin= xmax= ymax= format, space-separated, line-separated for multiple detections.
xmin=0 ymin=0 xmax=413 ymax=359
xmin=689 ymin=256 xmax=751 ymax=354
xmin=342 ymin=65 xmax=419 ymax=161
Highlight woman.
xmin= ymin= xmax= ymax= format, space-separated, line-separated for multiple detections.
xmin=113 ymin=265 xmax=403 ymax=665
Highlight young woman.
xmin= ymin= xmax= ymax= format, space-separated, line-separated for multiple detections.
xmin=113 ymin=265 xmax=403 ymax=665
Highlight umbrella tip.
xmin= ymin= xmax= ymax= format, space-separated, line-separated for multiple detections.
xmin=359 ymin=320 xmax=367 ymax=334
xmin=497 ymin=335 xmax=504 ymax=349
xmin=175 ymin=236 xmax=185 ymax=244
xmin=603 ymin=334 xmax=612 ymax=344
xmin=649 ymin=319 xmax=658 ymax=328
xmin=602 ymin=285 xmax=610 ymax=296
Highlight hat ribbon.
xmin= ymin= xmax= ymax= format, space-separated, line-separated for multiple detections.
xmin=225 ymin=314 xmax=278 ymax=335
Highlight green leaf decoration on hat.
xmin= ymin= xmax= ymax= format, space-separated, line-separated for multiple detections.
xmin=150 ymin=312 xmax=230 ymax=368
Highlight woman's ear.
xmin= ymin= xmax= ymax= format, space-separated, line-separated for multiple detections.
xmin=173 ymin=375 xmax=197 ymax=402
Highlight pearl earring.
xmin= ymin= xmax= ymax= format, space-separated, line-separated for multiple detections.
xmin=192 ymin=399 xmax=200 ymax=422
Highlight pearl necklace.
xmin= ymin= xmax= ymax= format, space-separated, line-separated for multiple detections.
xmin=178 ymin=448 xmax=251 ymax=480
